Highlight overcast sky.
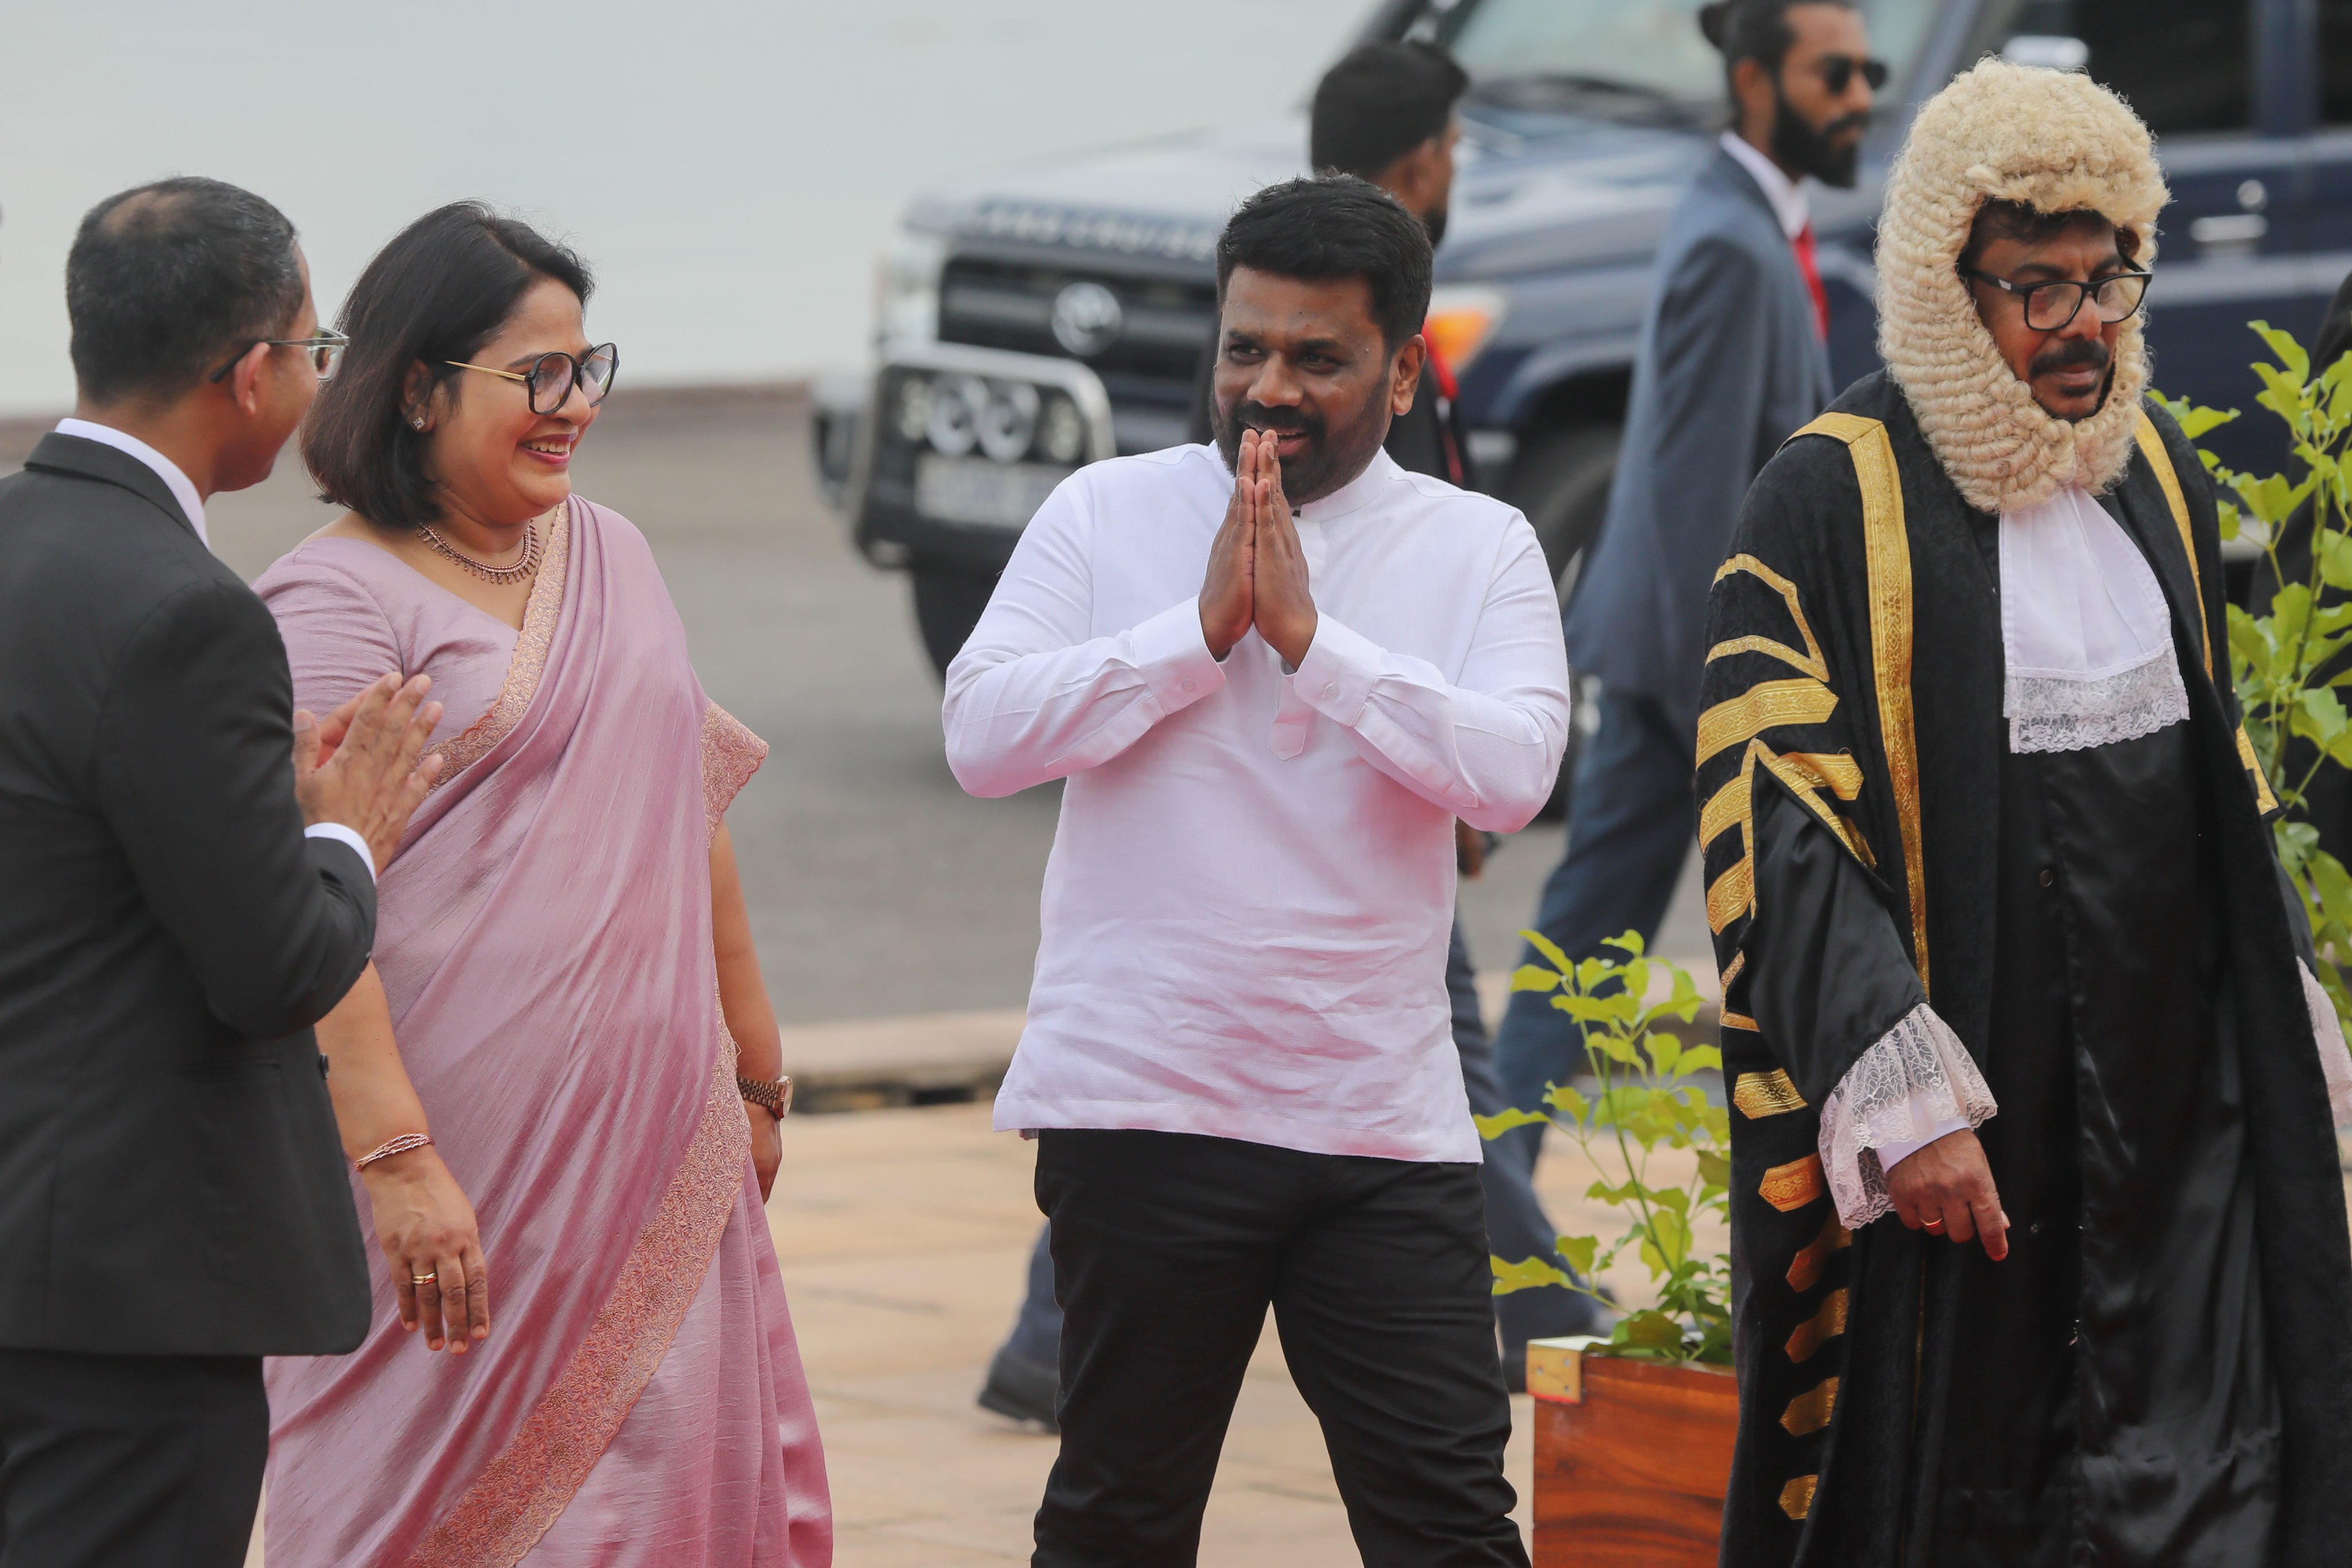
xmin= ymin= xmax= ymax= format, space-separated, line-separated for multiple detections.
xmin=0 ymin=0 xmax=1370 ymax=415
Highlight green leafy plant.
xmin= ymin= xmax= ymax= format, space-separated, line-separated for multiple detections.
xmin=1477 ymin=930 xmax=1733 ymax=1364
xmin=2160 ymin=325 xmax=2352 ymax=1026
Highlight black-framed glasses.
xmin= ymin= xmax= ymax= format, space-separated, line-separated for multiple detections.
xmin=445 ymin=343 xmax=619 ymax=415
xmin=1963 ymin=268 xmax=2152 ymax=331
xmin=1817 ymin=54 xmax=1890 ymax=94
xmin=207 ymin=329 xmax=349 ymax=384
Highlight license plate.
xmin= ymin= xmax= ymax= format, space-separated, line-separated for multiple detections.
xmin=914 ymin=454 xmax=1069 ymax=529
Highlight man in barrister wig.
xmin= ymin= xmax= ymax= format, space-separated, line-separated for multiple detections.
xmin=1700 ymin=57 xmax=2352 ymax=1566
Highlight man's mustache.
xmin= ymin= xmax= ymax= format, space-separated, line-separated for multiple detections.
xmin=1236 ymin=403 xmax=1322 ymax=439
xmin=1822 ymin=110 xmax=1872 ymax=142
xmin=2031 ymin=338 xmax=2111 ymax=377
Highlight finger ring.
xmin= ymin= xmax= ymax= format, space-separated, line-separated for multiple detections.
xmin=1922 ymin=1219 xmax=1945 ymax=1231
xmin=411 ymin=1272 xmax=438 ymax=1284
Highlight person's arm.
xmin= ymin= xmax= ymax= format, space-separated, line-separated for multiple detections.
xmin=1700 ymin=458 xmax=2004 ymax=1253
xmin=712 ymin=821 xmax=785 ymax=1200
xmin=1247 ymin=452 xmax=1570 ymax=833
xmin=943 ymin=468 xmax=1230 ymax=798
xmin=92 ymin=579 xmax=432 ymax=1037
xmin=315 ymin=966 xmax=489 ymax=1354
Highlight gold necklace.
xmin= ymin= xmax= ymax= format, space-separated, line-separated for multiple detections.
xmin=415 ymin=519 xmax=540 ymax=585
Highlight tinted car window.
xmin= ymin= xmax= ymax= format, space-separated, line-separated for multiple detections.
xmin=1999 ymin=0 xmax=2250 ymax=134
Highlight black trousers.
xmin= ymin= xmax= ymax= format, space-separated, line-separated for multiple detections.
xmin=1033 ymin=1129 xmax=1528 ymax=1568
xmin=0 ymin=1347 xmax=265 ymax=1568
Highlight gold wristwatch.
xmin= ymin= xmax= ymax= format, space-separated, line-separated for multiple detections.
xmin=737 ymin=1074 xmax=793 ymax=1119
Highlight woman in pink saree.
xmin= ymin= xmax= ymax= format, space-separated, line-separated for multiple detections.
xmin=252 ymin=204 xmax=829 ymax=1566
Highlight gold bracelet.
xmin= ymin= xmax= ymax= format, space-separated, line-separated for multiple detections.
xmin=355 ymin=1132 xmax=433 ymax=1171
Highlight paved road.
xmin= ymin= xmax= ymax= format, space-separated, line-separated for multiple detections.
xmin=1 ymin=395 xmax=1711 ymax=1028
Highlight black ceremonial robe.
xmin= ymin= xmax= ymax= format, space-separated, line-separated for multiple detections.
xmin=1696 ymin=370 xmax=2352 ymax=1567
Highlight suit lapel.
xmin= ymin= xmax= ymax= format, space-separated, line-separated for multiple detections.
xmin=22 ymin=433 xmax=199 ymax=539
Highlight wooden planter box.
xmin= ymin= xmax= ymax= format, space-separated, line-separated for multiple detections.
xmin=1526 ymin=1337 xmax=1737 ymax=1568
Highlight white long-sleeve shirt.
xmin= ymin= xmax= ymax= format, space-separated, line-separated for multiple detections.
xmin=945 ymin=444 xmax=1570 ymax=1163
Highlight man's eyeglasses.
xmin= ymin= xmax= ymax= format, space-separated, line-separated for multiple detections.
xmin=445 ymin=344 xmax=619 ymax=416
xmin=1816 ymin=54 xmax=1890 ymax=94
xmin=207 ymin=330 xmax=349 ymax=384
xmin=1963 ymin=268 xmax=2153 ymax=332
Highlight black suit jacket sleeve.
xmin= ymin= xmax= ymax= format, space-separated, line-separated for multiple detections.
xmin=92 ymin=577 xmax=376 ymax=1040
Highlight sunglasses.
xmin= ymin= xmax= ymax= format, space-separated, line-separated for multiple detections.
xmin=445 ymin=343 xmax=619 ymax=416
xmin=207 ymin=330 xmax=349 ymax=384
xmin=1816 ymin=54 xmax=1890 ymax=94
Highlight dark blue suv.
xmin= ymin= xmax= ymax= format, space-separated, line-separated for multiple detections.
xmin=823 ymin=0 xmax=2352 ymax=677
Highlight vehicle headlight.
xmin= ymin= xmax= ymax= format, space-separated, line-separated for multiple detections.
xmin=1038 ymin=393 xmax=1086 ymax=465
xmin=1422 ymin=285 xmax=1510 ymax=372
xmin=875 ymin=227 xmax=949 ymax=347
xmin=925 ymin=374 xmax=986 ymax=457
xmin=977 ymin=381 xmax=1041 ymax=464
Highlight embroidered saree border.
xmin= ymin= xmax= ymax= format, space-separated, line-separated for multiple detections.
xmin=701 ymin=703 xmax=770 ymax=837
xmin=428 ymin=499 xmax=574 ymax=790
xmin=403 ymin=1024 xmax=750 ymax=1568
xmin=1793 ymin=412 xmax=1930 ymax=995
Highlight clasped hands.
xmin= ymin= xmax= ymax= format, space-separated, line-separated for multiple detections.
xmin=1199 ymin=427 xmax=1318 ymax=666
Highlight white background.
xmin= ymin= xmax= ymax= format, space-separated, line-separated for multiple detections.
xmin=0 ymin=0 xmax=1372 ymax=415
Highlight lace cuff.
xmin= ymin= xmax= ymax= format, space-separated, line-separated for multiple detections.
xmin=1816 ymin=1003 xmax=1999 ymax=1228
xmin=2298 ymin=960 xmax=2352 ymax=1127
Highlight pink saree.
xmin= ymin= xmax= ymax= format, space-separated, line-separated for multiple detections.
xmin=259 ymin=500 xmax=831 ymax=1566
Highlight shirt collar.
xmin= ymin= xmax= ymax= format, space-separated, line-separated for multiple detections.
xmin=1296 ymin=446 xmax=1399 ymax=526
xmin=53 ymin=418 xmax=208 ymax=546
xmin=1718 ymin=130 xmax=1810 ymax=241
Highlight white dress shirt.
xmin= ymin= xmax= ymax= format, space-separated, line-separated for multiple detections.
xmin=1718 ymin=131 xmax=1810 ymax=241
xmin=51 ymin=416 xmax=375 ymax=882
xmin=947 ymin=445 xmax=1570 ymax=1163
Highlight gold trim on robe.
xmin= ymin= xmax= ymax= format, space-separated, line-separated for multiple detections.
xmin=1760 ymin=1154 xmax=1826 ymax=1212
xmin=1782 ymin=1376 xmax=1839 ymax=1435
xmin=1785 ymin=1212 xmax=1852 ymax=1293
xmin=1695 ymin=678 xmax=1840 ymax=768
xmin=1709 ymin=553 xmax=1832 ymax=680
xmin=1780 ymin=1476 xmax=1820 ymax=1520
xmin=1733 ymin=1069 xmax=1807 ymax=1119
xmin=1785 ymin=1288 xmax=1850 ymax=1362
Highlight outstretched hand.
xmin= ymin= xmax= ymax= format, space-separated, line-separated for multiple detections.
xmin=1886 ymin=1127 xmax=2009 ymax=1261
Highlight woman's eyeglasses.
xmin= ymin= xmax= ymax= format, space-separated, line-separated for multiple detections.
xmin=1963 ymin=268 xmax=2152 ymax=332
xmin=1817 ymin=54 xmax=1890 ymax=94
xmin=207 ymin=330 xmax=349 ymax=384
xmin=445 ymin=344 xmax=619 ymax=416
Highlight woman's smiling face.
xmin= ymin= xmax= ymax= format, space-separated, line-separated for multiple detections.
xmin=424 ymin=275 xmax=600 ymax=528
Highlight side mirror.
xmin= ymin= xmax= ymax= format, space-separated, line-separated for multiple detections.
xmin=2000 ymin=34 xmax=2091 ymax=72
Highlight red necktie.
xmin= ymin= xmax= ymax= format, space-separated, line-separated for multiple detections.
xmin=1792 ymin=222 xmax=1830 ymax=342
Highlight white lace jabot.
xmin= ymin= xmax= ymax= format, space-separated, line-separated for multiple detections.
xmin=1999 ymin=484 xmax=2188 ymax=754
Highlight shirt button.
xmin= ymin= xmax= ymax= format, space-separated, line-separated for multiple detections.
xmin=2038 ymin=867 xmax=2056 ymax=889
xmin=1181 ymin=679 xmax=1196 ymax=693
xmin=1320 ymin=683 xmax=1338 ymax=700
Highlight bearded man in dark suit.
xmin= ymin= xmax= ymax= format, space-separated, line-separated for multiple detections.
xmin=0 ymin=177 xmax=444 ymax=1568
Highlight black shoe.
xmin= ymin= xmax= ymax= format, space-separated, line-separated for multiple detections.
xmin=977 ymin=1344 xmax=1060 ymax=1432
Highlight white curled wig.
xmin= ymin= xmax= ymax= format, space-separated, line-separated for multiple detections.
xmin=1874 ymin=57 xmax=2170 ymax=515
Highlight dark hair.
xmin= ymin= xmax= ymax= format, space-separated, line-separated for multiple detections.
xmin=67 ymin=177 xmax=305 ymax=405
xmin=1698 ymin=0 xmax=1859 ymax=100
xmin=1959 ymin=198 xmax=2142 ymax=274
xmin=303 ymin=202 xmax=593 ymax=528
xmin=1215 ymin=176 xmax=1434 ymax=352
xmin=1310 ymin=41 xmax=1470 ymax=180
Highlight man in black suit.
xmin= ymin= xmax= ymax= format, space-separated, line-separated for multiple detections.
xmin=0 ymin=177 xmax=445 ymax=1568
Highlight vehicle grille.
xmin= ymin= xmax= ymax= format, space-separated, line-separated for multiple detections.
xmin=938 ymin=256 xmax=1215 ymax=441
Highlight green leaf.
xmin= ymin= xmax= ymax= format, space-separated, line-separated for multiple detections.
xmin=1472 ymin=1107 xmax=1551 ymax=1140
xmin=1544 ymin=1083 xmax=1590 ymax=1121
xmin=1509 ymin=964 xmax=1562 ymax=993
xmin=1600 ymin=929 xmax=1647 ymax=958
xmin=1696 ymin=1150 xmax=1732 ymax=1188
xmin=1556 ymin=1234 xmax=1599 ymax=1278
xmin=2253 ymin=320 xmax=2311 ymax=387
xmin=1520 ymin=929 xmax=1575 ymax=976
xmin=1612 ymin=1309 xmax=1689 ymax=1356
xmin=1490 ymin=1254 xmax=1575 ymax=1296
